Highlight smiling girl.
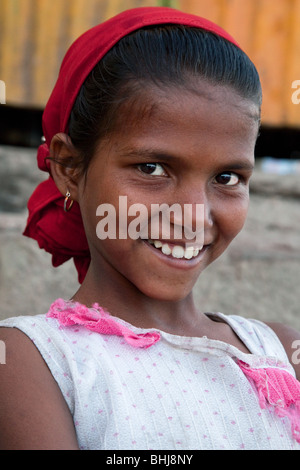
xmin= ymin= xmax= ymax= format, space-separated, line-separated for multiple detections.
xmin=0 ymin=7 xmax=299 ymax=450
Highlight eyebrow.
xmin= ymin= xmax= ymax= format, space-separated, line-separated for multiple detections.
xmin=216 ymin=162 xmax=255 ymax=172
xmin=120 ymin=147 xmax=180 ymax=162
xmin=120 ymin=147 xmax=255 ymax=171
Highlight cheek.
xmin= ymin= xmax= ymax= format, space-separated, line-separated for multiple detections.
xmin=217 ymin=195 xmax=249 ymax=240
xmin=78 ymin=191 xmax=106 ymax=250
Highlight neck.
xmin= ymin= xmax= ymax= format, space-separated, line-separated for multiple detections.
xmin=71 ymin=262 xmax=202 ymax=336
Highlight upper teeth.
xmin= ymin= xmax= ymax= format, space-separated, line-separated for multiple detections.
xmin=149 ymin=240 xmax=202 ymax=259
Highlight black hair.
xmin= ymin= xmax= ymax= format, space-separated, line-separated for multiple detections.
xmin=68 ymin=25 xmax=262 ymax=173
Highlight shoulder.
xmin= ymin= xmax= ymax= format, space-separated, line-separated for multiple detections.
xmin=266 ymin=322 xmax=300 ymax=381
xmin=0 ymin=326 xmax=78 ymax=449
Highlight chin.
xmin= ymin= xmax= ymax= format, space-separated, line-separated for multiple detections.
xmin=137 ymin=279 xmax=197 ymax=303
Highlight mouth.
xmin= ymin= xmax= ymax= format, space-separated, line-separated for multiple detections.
xmin=146 ymin=239 xmax=205 ymax=260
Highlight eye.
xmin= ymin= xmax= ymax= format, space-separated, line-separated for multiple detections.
xmin=137 ymin=163 xmax=167 ymax=177
xmin=215 ymin=172 xmax=240 ymax=186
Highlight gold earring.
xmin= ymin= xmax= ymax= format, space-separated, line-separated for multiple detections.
xmin=64 ymin=190 xmax=74 ymax=212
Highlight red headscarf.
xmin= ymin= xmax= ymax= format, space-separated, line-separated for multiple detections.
xmin=24 ymin=6 xmax=240 ymax=283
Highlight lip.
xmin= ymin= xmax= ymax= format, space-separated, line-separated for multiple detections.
xmin=142 ymin=239 xmax=210 ymax=269
xmin=148 ymin=239 xmax=204 ymax=248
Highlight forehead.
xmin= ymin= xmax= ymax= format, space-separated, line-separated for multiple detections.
xmin=108 ymin=82 xmax=259 ymax=160
xmin=113 ymin=81 xmax=259 ymax=133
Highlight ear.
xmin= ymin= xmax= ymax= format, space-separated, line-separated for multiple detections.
xmin=49 ymin=133 xmax=82 ymax=202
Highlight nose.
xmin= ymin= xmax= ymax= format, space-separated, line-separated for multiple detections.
xmin=170 ymin=183 xmax=213 ymax=245
xmin=176 ymin=181 xmax=213 ymax=224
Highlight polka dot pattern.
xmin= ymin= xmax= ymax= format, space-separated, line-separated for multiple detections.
xmin=0 ymin=307 xmax=299 ymax=450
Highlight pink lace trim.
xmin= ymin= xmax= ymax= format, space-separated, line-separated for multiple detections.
xmin=47 ymin=300 xmax=300 ymax=442
xmin=238 ymin=360 xmax=300 ymax=443
xmin=46 ymin=298 xmax=160 ymax=349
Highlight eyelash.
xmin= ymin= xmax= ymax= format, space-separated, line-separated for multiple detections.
xmin=214 ymin=172 xmax=242 ymax=186
xmin=137 ymin=163 xmax=242 ymax=187
xmin=137 ymin=163 xmax=167 ymax=177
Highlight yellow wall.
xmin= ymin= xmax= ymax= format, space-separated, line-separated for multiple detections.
xmin=0 ymin=0 xmax=154 ymax=108
xmin=1 ymin=0 xmax=300 ymax=127
xmin=179 ymin=0 xmax=300 ymax=127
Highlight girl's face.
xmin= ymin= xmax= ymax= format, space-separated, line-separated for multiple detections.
xmin=77 ymin=81 xmax=259 ymax=302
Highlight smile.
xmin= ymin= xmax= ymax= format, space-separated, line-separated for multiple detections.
xmin=147 ymin=239 xmax=203 ymax=260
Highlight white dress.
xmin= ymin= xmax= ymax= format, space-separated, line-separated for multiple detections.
xmin=0 ymin=298 xmax=299 ymax=450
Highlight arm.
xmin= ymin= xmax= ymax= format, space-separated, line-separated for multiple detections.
xmin=0 ymin=327 xmax=79 ymax=450
xmin=267 ymin=322 xmax=300 ymax=381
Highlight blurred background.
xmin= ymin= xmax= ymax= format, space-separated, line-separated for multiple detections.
xmin=0 ymin=0 xmax=299 ymax=328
